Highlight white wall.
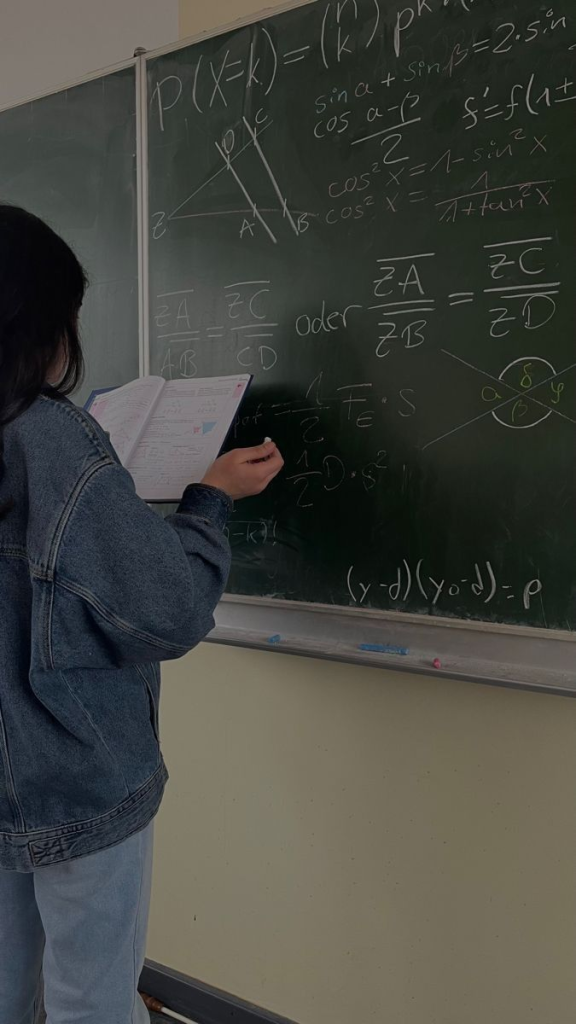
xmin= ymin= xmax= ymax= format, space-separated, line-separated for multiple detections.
xmin=0 ymin=0 xmax=179 ymax=108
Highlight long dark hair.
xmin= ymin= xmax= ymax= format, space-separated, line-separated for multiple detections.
xmin=0 ymin=205 xmax=87 ymax=517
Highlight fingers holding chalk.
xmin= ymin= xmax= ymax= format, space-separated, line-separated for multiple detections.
xmin=249 ymin=438 xmax=277 ymax=464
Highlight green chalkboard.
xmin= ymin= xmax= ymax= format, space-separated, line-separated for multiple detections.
xmin=0 ymin=67 xmax=139 ymax=405
xmin=147 ymin=0 xmax=576 ymax=630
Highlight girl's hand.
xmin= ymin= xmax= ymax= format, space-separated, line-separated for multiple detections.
xmin=201 ymin=442 xmax=284 ymax=501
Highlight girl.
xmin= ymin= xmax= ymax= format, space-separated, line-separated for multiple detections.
xmin=0 ymin=204 xmax=283 ymax=1024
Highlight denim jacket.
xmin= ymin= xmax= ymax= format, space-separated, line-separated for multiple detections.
xmin=0 ymin=391 xmax=231 ymax=872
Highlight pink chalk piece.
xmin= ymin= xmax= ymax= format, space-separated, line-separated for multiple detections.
xmin=433 ymin=658 xmax=442 ymax=670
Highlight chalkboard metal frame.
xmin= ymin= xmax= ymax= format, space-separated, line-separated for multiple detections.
xmin=142 ymin=2 xmax=576 ymax=695
xmin=136 ymin=52 xmax=150 ymax=379
xmin=210 ymin=597 xmax=576 ymax=697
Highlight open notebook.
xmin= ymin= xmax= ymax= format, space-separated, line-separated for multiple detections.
xmin=85 ymin=375 xmax=252 ymax=502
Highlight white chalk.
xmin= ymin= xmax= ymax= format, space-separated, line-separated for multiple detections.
xmin=264 ymin=436 xmax=272 ymax=443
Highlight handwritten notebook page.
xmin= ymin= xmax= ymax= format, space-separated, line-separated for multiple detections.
xmin=127 ymin=375 xmax=250 ymax=501
xmin=89 ymin=377 xmax=165 ymax=464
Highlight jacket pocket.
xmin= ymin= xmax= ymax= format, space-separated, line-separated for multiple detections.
xmin=136 ymin=664 xmax=160 ymax=743
xmin=0 ymin=711 xmax=26 ymax=832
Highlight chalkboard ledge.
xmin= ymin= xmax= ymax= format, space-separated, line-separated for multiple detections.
xmin=209 ymin=597 xmax=576 ymax=698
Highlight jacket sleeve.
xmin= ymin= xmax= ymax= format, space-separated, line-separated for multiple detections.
xmin=49 ymin=459 xmax=232 ymax=670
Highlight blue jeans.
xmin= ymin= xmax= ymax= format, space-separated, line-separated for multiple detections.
xmin=0 ymin=825 xmax=153 ymax=1024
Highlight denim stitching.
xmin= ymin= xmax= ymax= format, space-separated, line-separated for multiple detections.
xmin=54 ymin=577 xmax=190 ymax=656
xmin=135 ymin=666 xmax=160 ymax=743
xmin=49 ymin=459 xmax=191 ymax=661
xmin=0 ymin=547 xmax=28 ymax=560
xmin=0 ymin=764 xmax=167 ymax=839
xmin=0 ymin=706 xmax=26 ymax=833
xmin=59 ymin=674 xmax=131 ymax=798
xmin=46 ymin=459 xmax=113 ymax=577
xmin=38 ymin=393 xmax=115 ymax=462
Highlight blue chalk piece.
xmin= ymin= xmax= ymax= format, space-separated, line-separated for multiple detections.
xmin=267 ymin=635 xmax=282 ymax=645
xmin=359 ymin=643 xmax=409 ymax=656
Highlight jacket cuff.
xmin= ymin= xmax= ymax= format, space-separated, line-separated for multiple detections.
xmin=177 ymin=483 xmax=232 ymax=529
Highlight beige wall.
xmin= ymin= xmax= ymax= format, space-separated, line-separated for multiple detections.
xmin=180 ymin=0 xmax=299 ymax=39
xmin=0 ymin=0 xmax=178 ymax=109
xmin=151 ymin=645 xmax=576 ymax=1024
xmin=148 ymin=5 xmax=576 ymax=1023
